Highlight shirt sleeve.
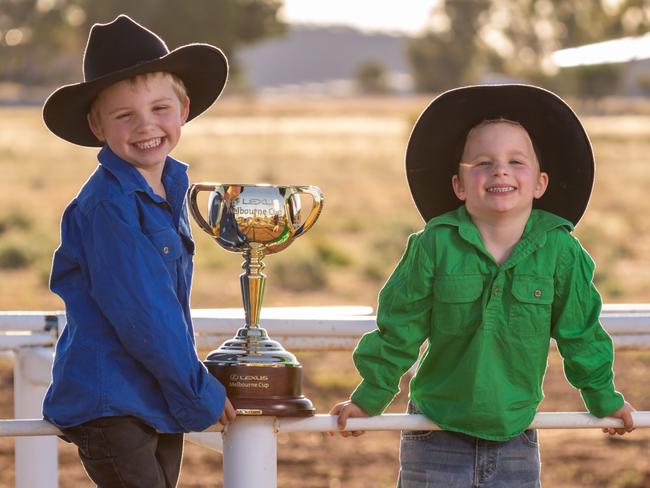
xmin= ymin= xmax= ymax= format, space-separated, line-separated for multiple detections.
xmin=350 ymin=232 xmax=433 ymax=415
xmin=551 ymin=235 xmax=624 ymax=418
xmin=79 ymin=200 xmax=225 ymax=432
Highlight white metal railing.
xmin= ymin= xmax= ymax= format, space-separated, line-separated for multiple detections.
xmin=5 ymin=411 xmax=650 ymax=437
xmin=3 ymin=304 xmax=650 ymax=350
xmin=1 ymin=305 xmax=650 ymax=488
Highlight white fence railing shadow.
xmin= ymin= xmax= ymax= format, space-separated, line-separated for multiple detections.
xmin=1 ymin=305 xmax=650 ymax=488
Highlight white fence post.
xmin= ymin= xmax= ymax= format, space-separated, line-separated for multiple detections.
xmin=13 ymin=347 xmax=58 ymax=488
xmin=222 ymin=417 xmax=277 ymax=488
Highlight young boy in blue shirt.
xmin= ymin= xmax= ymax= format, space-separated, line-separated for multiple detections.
xmin=331 ymin=85 xmax=635 ymax=487
xmin=41 ymin=15 xmax=235 ymax=487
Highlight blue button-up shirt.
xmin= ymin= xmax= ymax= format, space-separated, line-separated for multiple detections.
xmin=43 ymin=146 xmax=225 ymax=433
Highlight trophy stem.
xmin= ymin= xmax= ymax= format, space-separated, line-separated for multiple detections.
xmin=240 ymin=246 xmax=266 ymax=328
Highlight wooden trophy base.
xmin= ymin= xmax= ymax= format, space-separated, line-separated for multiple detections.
xmin=204 ymin=327 xmax=316 ymax=417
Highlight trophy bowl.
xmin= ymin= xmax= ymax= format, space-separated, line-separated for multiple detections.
xmin=188 ymin=183 xmax=323 ymax=416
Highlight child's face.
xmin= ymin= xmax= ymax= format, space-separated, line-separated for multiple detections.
xmin=451 ymin=122 xmax=548 ymax=222
xmin=88 ymin=73 xmax=189 ymax=173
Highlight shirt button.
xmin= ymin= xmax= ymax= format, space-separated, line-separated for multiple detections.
xmin=534 ymin=289 xmax=542 ymax=298
xmin=162 ymin=246 xmax=170 ymax=254
xmin=493 ymin=288 xmax=500 ymax=296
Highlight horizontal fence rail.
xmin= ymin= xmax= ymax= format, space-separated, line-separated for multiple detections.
xmin=2 ymin=305 xmax=650 ymax=351
xmin=276 ymin=412 xmax=650 ymax=433
xmin=3 ymin=412 xmax=650 ymax=438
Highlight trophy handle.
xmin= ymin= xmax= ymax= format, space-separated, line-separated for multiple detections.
xmin=188 ymin=183 xmax=218 ymax=236
xmin=287 ymin=186 xmax=323 ymax=238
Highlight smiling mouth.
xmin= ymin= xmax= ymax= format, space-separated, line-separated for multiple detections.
xmin=134 ymin=137 xmax=163 ymax=150
xmin=486 ymin=186 xmax=516 ymax=193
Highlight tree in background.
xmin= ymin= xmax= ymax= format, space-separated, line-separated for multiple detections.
xmin=406 ymin=0 xmax=491 ymax=92
xmin=493 ymin=0 xmax=650 ymax=78
xmin=0 ymin=0 xmax=81 ymax=86
xmin=355 ymin=60 xmax=391 ymax=95
xmin=0 ymin=0 xmax=285 ymax=87
xmin=407 ymin=0 xmax=650 ymax=94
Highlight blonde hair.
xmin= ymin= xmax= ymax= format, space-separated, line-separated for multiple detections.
xmin=469 ymin=117 xmax=525 ymax=133
xmin=88 ymin=71 xmax=188 ymax=127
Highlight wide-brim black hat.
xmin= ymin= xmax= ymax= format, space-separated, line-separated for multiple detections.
xmin=405 ymin=84 xmax=595 ymax=225
xmin=43 ymin=15 xmax=228 ymax=147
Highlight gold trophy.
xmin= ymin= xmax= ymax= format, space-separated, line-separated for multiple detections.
xmin=188 ymin=183 xmax=323 ymax=416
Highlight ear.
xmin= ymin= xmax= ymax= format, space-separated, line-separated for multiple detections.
xmin=452 ymin=174 xmax=466 ymax=201
xmin=87 ymin=113 xmax=105 ymax=142
xmin=534 ymin=171 xmax=549 ymax=199
xmin=180 ymin=96 xmax=190 ymax=125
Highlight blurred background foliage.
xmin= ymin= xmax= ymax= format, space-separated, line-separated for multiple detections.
xmin=0 ymin=0 xmax=286 ymax=85
xmin=405 ymin=0 xmax=650 ymax=94
xmin=1 ymin=0 xmax=649 ymax=96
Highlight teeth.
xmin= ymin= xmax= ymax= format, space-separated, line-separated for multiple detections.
xmin=487 ymin=186 xmax=515 ymax=193
xmin=135 ymin=137 xmax=162 ymax=150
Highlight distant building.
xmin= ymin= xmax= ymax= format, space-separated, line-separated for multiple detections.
xmin=552 ymin=33 xmax=650 ymax=97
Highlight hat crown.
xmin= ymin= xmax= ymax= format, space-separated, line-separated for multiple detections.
xmin=83 ymin=15 xmax=169 ymax=82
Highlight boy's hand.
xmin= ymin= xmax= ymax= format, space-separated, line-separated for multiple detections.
xmin=329 ymin=400 xmax=370 ymax=437
xmin=602 ymin=401 xmax=635 ymax=436
xmin=218 ymin=398 xmax=237 ymax=426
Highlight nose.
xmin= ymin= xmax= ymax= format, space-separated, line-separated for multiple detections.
xmin=492 ymin=160 xmax=509 ymax=176
xmin=134 ymin=111 xmax=155 ymax=131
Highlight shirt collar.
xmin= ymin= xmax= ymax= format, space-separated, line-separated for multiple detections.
xmin=426 ymin=205 xmax=479 ymax=243
xmin=505 ymin=210 xmax=573 ymax=267
xmin=97 ymin=145 xmax=188 ymax=203
xmin=426 ymin=205 xmax=572 ymax=234
xmin=426 ymin=205 xmax=574 ymax=266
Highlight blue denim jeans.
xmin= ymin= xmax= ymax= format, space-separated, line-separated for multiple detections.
xmin=397 ymin=403 xmax=541 ymax=488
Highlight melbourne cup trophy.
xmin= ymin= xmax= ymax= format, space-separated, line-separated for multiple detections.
xmin=188 ymin=183 xmax=323 ymax=416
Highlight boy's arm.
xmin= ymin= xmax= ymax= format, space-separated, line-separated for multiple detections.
xmin=551 ymin=236 xmax=625 ymax=419
xmin=350 ymin=232 xmax=433 ymax=416
xmin=79 ymin=201 xmax=225 ymax=432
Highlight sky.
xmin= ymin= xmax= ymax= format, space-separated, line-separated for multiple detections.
xmin=280 ymin=0 xmax=440 ymax=34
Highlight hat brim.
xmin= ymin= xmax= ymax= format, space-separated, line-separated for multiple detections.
xmin=43 ymin=44 xmax=228 ymax=147
xmin=405 ymin=84 xmax=594 ymax=226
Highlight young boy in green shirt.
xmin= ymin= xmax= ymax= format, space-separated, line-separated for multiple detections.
xmin=331 ymin=84 xmax=635 ymax=487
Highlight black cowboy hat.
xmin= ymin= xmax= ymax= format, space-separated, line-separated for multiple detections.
xmin=405 ymin=84 xmax=595 ymax=225
xmin=43 ymin=15 xmax=228 ymax=147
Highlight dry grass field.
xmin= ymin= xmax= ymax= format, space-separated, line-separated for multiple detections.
xmin=1 ymin=96 xmax=650 ymax=487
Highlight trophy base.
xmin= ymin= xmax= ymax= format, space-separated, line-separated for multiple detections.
xmin=204 ymin=327 xmax=316 ymax=417
xmin=205 ymin=364 xmax=315 ymax=417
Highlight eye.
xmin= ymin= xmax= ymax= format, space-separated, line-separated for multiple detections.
xmin=477 ymin=160 xmax=492 ymax=166
xmin=510 ymin=159 xmax=523 ymax=165
xmin=154 ymin=105 xmax=169 ymax=112
xmin=115 ymin=112 xmax=131 ymax=120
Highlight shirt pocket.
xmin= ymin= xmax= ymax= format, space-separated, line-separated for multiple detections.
xmin=433 ymin=275 xmax=484 ymax=336
xmin=146 ymin=228 xmax=183 ymax=285
xmin=509 ymin=274 xmax=554 ymax=338
xmin=147 ymin=228 xmax=182 ymax=261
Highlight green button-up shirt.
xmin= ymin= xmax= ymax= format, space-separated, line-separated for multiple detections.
xmin=351 ymin=206 xmax=624 ymax=440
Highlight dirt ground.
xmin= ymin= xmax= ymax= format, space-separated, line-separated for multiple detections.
xmin=1 ymin=348 xmax=649 ymax=488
